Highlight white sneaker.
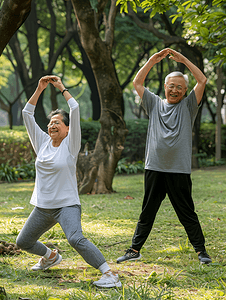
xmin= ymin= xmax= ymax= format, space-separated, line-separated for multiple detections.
xmin=93 ymin=272 xmax=122 ymax=288
xmin=31 ymin=249 xmax=62 ymax=271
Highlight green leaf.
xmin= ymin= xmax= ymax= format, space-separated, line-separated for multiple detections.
xmin=182 ymin=1 xmax=191 ymax=6
xmin=119 ymin=2 xmax=128 ymax=13
xmin=171 ymin=14 xmax=179 ymax=24
xmin=134 ymin=0 xmax=141 ymax=5
xmin=200 ymin=27 xmax=209 ymax=37
xmin=213 ymin=0 xmax=224 ymax=5
xmin=221 ymin=48 xmax=226 ymax=56
xmin=130 ymin=1 xmax=138 ymax=12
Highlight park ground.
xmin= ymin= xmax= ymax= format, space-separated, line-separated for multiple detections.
xmin=0 ymin=166 xmax=225 ymax=299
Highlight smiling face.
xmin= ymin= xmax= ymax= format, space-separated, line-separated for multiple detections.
xmin=47 ymin=114 xmax=69 ymax=146
xmin=164 ymin=76 xmax=188 ymax=104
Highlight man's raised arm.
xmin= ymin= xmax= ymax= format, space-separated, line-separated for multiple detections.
xmin=133 ymin=49 xmax=170 ymax=99
xmin=168 ymin=49 xmax=207 ymax=104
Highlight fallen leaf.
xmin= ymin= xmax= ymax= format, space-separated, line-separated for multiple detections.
xmin=124 ymin=195 xmax=134 ymax=200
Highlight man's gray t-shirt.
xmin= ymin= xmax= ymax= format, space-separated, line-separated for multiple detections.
xmin=142 ymin=88 xmax=199 ymax=174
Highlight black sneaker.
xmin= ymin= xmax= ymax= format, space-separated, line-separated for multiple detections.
xmin=198 ymin=251 xmax=212 ymax=264
xmin=117 ymin=248 xmax=142 ymax=263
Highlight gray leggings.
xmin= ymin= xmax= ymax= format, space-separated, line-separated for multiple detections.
xmin=16 ymin=205 xmax=106 ymax=269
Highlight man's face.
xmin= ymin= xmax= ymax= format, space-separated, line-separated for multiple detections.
xmin=164 ymin=76 xmax=187 ymax=104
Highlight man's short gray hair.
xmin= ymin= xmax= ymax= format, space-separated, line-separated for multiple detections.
xmin=165 ymin=71 xmax=189 ymax=87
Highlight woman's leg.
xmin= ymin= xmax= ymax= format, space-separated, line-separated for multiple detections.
xmin=16 ymin=207 xmax=57 ymax=256
xmin=56 ymin=205 xmax=107 ymax=270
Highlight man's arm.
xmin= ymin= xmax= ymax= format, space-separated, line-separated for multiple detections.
xmin=133 ymin=48 xmax=170 ymax=99
xmin=168 ymin=49 xmax=207 ymax=105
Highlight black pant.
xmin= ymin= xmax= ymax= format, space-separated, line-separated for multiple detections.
xmin=132 ymin=170 xmax=206 ymax=253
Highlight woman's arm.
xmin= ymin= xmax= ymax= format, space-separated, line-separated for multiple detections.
xmin=49 ymin=76 xmax=81 ymax=156
xmin=22 ymin=104 xmax=49 ymax=155
xmin=23 ymin=75 xmax=60 ymax=153
xmin=28 ymin=76 xmax=51 ymax=105
xmin=68 ymin=99 xmax=81 ymax=157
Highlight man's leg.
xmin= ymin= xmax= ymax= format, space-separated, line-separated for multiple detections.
xmin=131 ymin=170 xmax=166 ymax=251
xmin=117 ymin=170 xmax=166 ymax=263
xmin=164 ymin=173 xmax=206 ymax=253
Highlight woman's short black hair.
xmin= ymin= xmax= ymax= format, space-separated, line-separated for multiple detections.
xmin=47 ymin=109 xmax=69 ymax=126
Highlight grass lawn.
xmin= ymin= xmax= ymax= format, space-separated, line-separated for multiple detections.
xmin=0 ymin=167 xmax=225 ymax=299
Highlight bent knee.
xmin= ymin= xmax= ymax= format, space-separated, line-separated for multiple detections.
xmin=16 ymin=236 xmax=25 ymax=250
xmin=68 ymin=232 xmax=87 ymax=248
xmin=16 ymin=235 xmax=33 ymax=250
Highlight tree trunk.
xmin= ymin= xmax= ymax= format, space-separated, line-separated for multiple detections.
xmin=0 ymin=0 xmax=31 ymax=56
xmin=50 ymin=84 xmax=58 ymax=111
xmin=71 ymin=21 xmax=102 ymax=120
xmin=71 ymin=0 xmax=128 ymax=194
xmin=215 ymin=65 xmax=223 ymax=161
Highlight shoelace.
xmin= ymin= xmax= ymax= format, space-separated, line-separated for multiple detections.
xmin=40 ymin=253 xmax=57 ymax=267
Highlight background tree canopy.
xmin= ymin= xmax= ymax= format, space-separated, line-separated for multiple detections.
xmin=117 ymin=0 xmax=226 ymax=64
xmin=0 ymin=0 xmax=225 ymax=192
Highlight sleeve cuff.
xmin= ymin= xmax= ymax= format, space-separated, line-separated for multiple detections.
xmin=23 ymin=102 xmax=36 ymax=114
xmin=68 ymin=97 xmax=79 ymax=109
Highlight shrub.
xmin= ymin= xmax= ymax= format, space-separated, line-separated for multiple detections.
xmin=122 ymin=119 xmax=148 ymax=162
xmin=0 ymin=129 xmax=35 ymax=166
xmin=0 ymin=162 xmax=18 ymax=182
xmin=115 ymin=158 xmax=145 ymax=175
xmin=1 ymin=122 xmax=226 ymax=170
xmin=80 ymin=121 xmax=100 ymax=151
xmin=0 ymin=161 xmax=36 ymax=183
xmin=199 ymin=123 xmax=226 ymax=158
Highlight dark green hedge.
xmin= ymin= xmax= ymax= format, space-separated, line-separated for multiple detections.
xmin=79 ymin=119 xmax=148 ymax=162
xmin=80 ymin=121 xmax=226 ymax=161
xmin=1 ymin=121 xmax=226 ymax=167
xmin=199 ymin=123 xmax=226 ymax=158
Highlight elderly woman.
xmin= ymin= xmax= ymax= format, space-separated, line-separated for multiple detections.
xmin=16 ymin=75 xmax=121 ymax=288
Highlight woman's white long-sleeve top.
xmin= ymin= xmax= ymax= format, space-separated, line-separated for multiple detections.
xmin=22 ymin=98 xmax=81 ymax=209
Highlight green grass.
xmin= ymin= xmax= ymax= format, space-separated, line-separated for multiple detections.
xmin=0 ymin=167 xmax=226 ymax=299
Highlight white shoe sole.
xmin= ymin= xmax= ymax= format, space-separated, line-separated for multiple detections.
xmin=31 ymin=254 xmax=62 ymax=271
xmin=93 ymin=281 xmax=122 ymax=288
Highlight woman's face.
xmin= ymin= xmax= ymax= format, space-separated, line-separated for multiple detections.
xmin=47 ymin=114 xmax=69 ymax=144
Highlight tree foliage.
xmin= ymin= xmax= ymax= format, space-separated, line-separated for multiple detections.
xmin=116 ymin=0 xmax=226 ymax=64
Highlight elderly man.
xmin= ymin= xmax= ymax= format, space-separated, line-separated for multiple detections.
xmin=117 ymin=48 xmax=211 ymax=265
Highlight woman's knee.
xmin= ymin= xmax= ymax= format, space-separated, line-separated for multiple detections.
xmin=16 ymin=235 xmax=26 ymax=250
xmin=16 ymin=234 xmax=34 ymax=250
xmin=67 ymin=232 xmax=87 ymax=249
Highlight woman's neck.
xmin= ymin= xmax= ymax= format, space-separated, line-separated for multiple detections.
xmin=52 ymin=139 xmax=62 ymax=147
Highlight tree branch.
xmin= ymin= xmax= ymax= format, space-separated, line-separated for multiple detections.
xmin=105 ymin=0 xmax=118 ymax=48
xmin=47 ymin=28 xmax=75 ymax=73
xmin=121 ymin=43 xmax=157 ymax=90
xmin=0 ymin=0 xmax=32 ymax=55
xmin=46 ymin=0 xmax=56 ymax=63
xmin=127 ymin=4 xmax=187 ymax=46
xmin=0 ymin=94 xmax=10 ymax=112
